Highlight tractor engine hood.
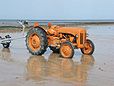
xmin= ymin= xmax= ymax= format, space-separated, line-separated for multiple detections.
xmin=57 ymin=27 xmax=86 ymax=36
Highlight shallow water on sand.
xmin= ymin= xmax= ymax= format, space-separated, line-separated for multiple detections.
xmin=0 ymin=25 xmax=114 ymax=86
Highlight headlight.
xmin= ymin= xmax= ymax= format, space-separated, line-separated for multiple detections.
xmin=76 ymin=34 xmax=78 ymax=38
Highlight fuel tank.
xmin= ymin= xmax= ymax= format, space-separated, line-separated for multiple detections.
xmin=57 ymin=27 xmax=86 ymax=36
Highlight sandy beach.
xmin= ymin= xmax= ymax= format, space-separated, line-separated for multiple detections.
xmin=0 ymin=24 xmax=114 ymax=86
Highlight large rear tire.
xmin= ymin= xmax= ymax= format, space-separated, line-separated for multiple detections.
xmin=60 ymin=41 xmax=74 ymax=59
xmin=81 ymin=39 xmax=95 ymax=55
xmin=26 ymin=28 xmax=48 ymax=55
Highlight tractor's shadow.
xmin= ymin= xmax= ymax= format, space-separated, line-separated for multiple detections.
xmin=26 ymin=53 xmax=95 ymax=83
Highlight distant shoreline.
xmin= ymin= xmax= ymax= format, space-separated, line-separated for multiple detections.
xmin=0 ymin=20 xmax=114 ymax=33
xmin=1 ymin=19 xmax=114 ymax=26
xmin=0 ymin=23 xmax=114 ymax=33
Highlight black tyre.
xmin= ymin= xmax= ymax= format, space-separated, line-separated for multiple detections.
xmin=81 ymin=39 xmax=95 ymax=55
xmin=26 ymin=28 xmax=48 ymax=55
xmin=60 ymin=41 xmax=74 ymax=59
xmin=2 ymin=43 xmax=10 ymax=48
xmin=49 ymin=46 xmax=59 ymax=53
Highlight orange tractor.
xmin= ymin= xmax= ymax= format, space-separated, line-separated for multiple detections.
xmin=26 ymin=22 xmax=95 ymax=58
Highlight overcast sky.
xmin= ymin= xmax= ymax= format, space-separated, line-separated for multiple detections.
xmin=0 ymin=0 xmax=114 ymax=20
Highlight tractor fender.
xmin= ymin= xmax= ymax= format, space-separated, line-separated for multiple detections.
xmin=33 ymin=22 xmax=47 ymax=34
xmin=34 ymin=26 xmax=47 ymax=35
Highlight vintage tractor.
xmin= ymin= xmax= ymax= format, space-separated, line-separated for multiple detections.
xmin=26 ymin=22 xmax=95 ymax=58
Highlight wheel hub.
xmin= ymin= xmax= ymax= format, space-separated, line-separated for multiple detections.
xmin=84 ymin=42 xmax=92 ymax=53
xmin=29 ymin=34 xmax=41 ymax=51
xmin=61 ymin=45 xmax=72 ymax=58
xmin=31 ymin=35 xmax=40 ymax=48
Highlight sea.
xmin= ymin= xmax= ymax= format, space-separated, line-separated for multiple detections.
xmin=0 ymin=19 xmax=114 ymax=27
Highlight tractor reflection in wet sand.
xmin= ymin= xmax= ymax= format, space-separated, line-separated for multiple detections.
xmin=26 ymin=22 xmax=95 ymax=58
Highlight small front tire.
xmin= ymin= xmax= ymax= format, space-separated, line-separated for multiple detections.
xmin=81 ymin=39 xmax=95 ymax=55
xmin=60 ymin=41 xmax=74 ymax=59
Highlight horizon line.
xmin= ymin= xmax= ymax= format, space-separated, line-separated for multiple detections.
xmin=1 ymin=19 xmax=114 ymax=20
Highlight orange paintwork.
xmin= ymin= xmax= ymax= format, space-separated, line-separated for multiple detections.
xmin=34 ymin=22 xmax=39 ymax=28
xmin=47 ymin=28 xmax=58 ymax=36
xmin=33 ymin=22 xmax=87 ymax=49
xmin=58 ymin=27 xmax=86 ymax=48
xmin=48 ymin=22 xmax=52 ymax=27
xmin=81 ymin=40 xmax=93 ymax=54
xmin=47 ymin=25 xmax=86 ymax=48
xmin=48 ymin=36 xmax=59 ymax=46
xmin=60 ymin=44 xmax=72 ymax=58
xmin=57 ymin=27 xmax=86 ymax=36
xmin=26 ymin=22 xmax=94 ymax=58
xmin=28 ymin=33 xmax=41 ymax=51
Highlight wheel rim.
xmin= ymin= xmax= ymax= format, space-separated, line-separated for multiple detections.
xmin=28 ymin=33 xmax=41 ymax=51
xmin=60 ymin=44 xmax=72 ymax=58
xmin=83 ymin=41 xmax=92 ymax=54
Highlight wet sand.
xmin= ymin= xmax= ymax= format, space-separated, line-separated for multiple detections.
xmin=0 ymin=25 xmax=114 ymax=86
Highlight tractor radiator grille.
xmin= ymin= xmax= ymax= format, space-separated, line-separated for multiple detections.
xmin=80 ymin=33 xmax=83 ymax=44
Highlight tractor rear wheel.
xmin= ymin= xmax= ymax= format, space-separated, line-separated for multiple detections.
xmin=26 ymin=28 xmax=48 ymax=55
xmin=81 ymin=39 xmax=94 ymax=55
xmin=49 ymin=46 xmax=59 ymax=53
xmin=60 ymin=41 xmax=74 ymax=59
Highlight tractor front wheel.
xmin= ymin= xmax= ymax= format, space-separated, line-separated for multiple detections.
xmin=26 ymin=28 xmax=48 ymax=55
xmin=81 ymin=39 xmax=95 ymax=55
xmin=60 ymin=41 xmax=74 ymax=59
